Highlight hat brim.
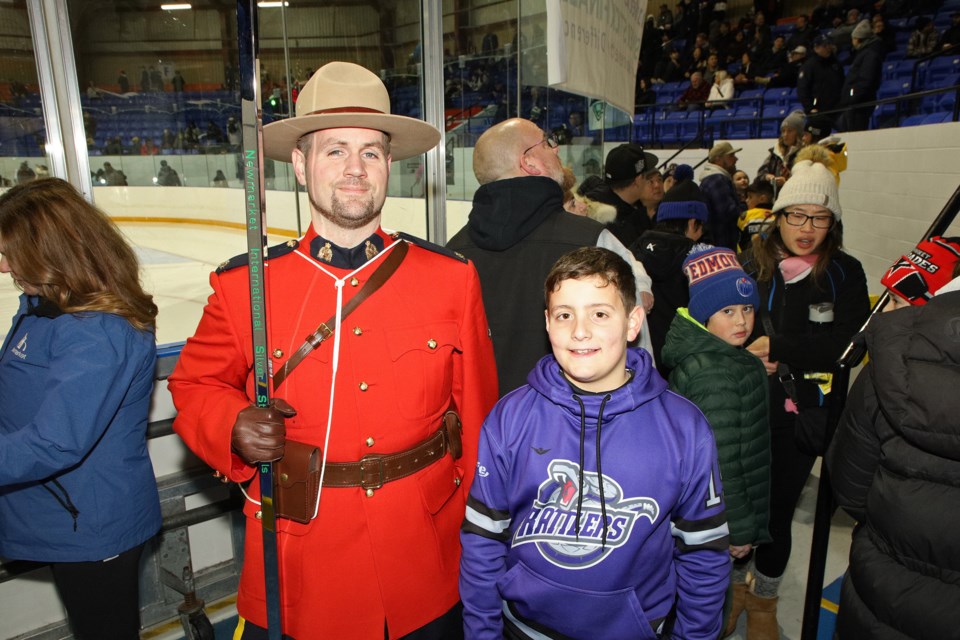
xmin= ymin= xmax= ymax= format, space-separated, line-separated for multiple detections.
xmin=262 ymin=113 xmax=441 ymax=162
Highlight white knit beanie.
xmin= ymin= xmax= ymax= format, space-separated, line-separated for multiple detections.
xmin=772 ymin=159 xmax=842 ymax=220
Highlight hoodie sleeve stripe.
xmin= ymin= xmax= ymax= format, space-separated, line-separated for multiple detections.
xmin=463 ymin=501 xmax=512 ymax=541
xmin=671 ymin=511 xmax=730 ymax=551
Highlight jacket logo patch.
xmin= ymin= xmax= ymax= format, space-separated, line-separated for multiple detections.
xmin=513 ymin=459 xmax=659 ymax=569
xmin=12 ymin=333 xmax=27 ymax=360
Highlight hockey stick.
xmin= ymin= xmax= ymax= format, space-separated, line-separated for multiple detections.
xmin=237 ymin=1 xmax=283 ymax=638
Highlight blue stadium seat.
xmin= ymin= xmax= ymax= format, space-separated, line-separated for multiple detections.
xmin=922 ymin=112 xmax=952 ymax=124
xmin=760 ymin=105 xmax=788 ymax=138
xmin=901 ymin=114 xmax=926 ymax=126
xmin=926 ymin=56 xmax=960 ymax=88
xmin=729 ymin=107 xmax=760 ymax=139
xmin=763 ymin=87 xmax=795 ymax=107
xmin=737 ymin=88 xmax=765 ymax=109
xmin=655 ymin=111 xmax=688 ymax=145
xmin=705 ymin=108 xmax=735 ymax=138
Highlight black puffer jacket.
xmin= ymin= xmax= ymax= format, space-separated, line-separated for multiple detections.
xmin=826 ymin=289 xmax=960 ymax=639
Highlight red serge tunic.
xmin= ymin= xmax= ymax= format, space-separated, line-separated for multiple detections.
xmin=169 ymin=226 xmax=498 ymax=639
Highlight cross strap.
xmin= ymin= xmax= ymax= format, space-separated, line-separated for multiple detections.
xmin=272 ymin=240 xmax=409 ymax=391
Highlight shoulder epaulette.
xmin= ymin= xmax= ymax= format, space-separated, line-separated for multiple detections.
xmin=392 ymin=231 xmax=468 ymax=264
xmin=216 ymin=238 xmax=300 ymax=273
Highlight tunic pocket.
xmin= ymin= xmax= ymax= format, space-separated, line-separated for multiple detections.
xmin=385 ymin=321 xmax=460 ymax=420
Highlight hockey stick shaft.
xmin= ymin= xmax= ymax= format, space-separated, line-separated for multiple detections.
xmin=237 ymin=1 xmax=283 ymax=638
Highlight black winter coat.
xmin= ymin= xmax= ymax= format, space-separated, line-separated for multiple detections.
xmin=826 ymin=289 xmax=960 ymax=639
xmin=797 ymin=54 xmax=845 ymax=113
xmin=840 ymin=39 xmax=885 ymax=107
xmin=741 ymin=249 xmax=870 ymax=428
xmin=447 ymin=177 xmax=605 ymax=397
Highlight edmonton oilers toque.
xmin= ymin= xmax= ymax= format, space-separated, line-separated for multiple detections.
xmin=683 ymin=244 xmax=759 ymax=324
xmin=657 ymin=179 xmax=708 ymax=222
xmin=880 ymin=236 xmax=960 ymax=305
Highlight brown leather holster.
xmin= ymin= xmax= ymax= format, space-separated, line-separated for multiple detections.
xmin=273 ymin=403 xmax=462 ymax=523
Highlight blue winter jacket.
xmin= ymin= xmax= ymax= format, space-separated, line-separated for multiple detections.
xmin=0 ymin=295 xmax=161 ymax=562
xmin=460 ymin=348 xmax=730 ymax=640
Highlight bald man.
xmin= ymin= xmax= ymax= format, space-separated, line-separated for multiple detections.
xmin=447 ymin=118 xmax=653 ymax=396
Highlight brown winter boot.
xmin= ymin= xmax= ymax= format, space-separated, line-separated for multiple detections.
xmin=745 ymin=591 xmax=780 ymax=640
xmin=723 ymin=581 xmax=748 ymax=637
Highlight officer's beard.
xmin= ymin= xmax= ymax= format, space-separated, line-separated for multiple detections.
xmin=309 ymin=189 xmax=381 ymax=231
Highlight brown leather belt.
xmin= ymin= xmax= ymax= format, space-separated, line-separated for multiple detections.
xmin=322 ymin=428 xmax=449 ymax=490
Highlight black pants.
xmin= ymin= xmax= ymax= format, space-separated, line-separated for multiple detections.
xmin=754 ymin=416 xmax=816 ymax=579
xmin=237 ymin=602 xmax=464 ymax=640
xmin=49 ymin=543 xmax=145 ymax=640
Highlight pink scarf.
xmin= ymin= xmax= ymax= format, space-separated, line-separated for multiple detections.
xmin=778 ymin=254 xmax=818 ymax=284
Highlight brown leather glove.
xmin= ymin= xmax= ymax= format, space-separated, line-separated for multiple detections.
xmin=231 ymin=399 xmax=297 ymax=464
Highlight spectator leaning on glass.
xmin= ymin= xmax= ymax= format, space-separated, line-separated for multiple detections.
xmin=0 ymin=178 xmax=161 ymax=639
xmin=739 ymin=145 xmax=870 ymax=639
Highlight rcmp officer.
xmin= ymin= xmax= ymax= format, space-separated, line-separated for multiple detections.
xmin=169 ymin=62 xmax=498 ymax=639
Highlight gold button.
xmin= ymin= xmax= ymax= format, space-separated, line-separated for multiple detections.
xmin=365 ymin=437 xmax=375 ymax=447
xmin=350 ymin=277 xmax=359 ymax=286
xmin=427 ymin=339 xmax=437 ymax=349
xmin=359 ymin=381 xmax=369 ymax=391
xmin=273 ymin=348 xmax=283 ymax=358
xmin=280 ymin=473 xmax=289 ymax=482
xmin=353 ymin=326 xmax=362 ymax=336
xmin=365 ymin=488 xmax=375 ymax=498
xmin=286 ymin=239 xmax=297 ymax=247
xmin=454 ymin=477 xmax=461 ymax=486
xmin=255 ymin=510 xmax=262 ymax=520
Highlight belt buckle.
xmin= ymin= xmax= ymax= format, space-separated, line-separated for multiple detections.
xmin=359 ymin=455 xmax=385 ymax=491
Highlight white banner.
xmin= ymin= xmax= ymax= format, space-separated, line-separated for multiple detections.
xmin=546 ymin=0 xmax=648 ymax=118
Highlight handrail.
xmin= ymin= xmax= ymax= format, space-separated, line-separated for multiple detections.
xmin=909 ymin=42 xmax=960 ymax=91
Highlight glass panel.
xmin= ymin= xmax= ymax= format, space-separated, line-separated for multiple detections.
xmin=0 ymin=1 xmax=51 ymax=187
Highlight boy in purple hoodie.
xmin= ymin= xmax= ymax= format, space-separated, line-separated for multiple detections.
xmin=460 ymin=247 xmax=730 ymax=639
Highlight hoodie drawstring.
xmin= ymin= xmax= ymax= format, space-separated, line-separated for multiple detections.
xmin=572 ymin=393 xmax=612 ymax=549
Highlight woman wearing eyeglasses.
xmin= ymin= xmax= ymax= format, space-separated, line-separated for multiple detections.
xmin=731 ymin=146 xmax=870 ymax=639
xmin=0 ymin=179 xmax=161 ymax=639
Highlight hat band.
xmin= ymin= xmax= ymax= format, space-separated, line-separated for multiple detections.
xmin=306 ymin=106 xmax=388 ymax=116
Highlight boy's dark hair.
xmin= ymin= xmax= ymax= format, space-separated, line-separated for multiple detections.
xmin=544 ymin=247 xmax=637 ymax=311
xmin=746 ymin=179 xmax=774 ymax=204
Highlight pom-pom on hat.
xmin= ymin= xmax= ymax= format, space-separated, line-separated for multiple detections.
xmin=683 ymin=244 xmax=760 ymax=324
xmin=772 ymin=149 xmax=842 ymax=220
xmin=880 ymin=236 xmax=960 ymax=305
xmin=657 ymin=179 xmax=708 ymax=222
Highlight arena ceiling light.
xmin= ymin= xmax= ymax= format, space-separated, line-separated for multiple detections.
xmin=258 ymin=1 xmax=290 ymax=6
xmin=161 ymin=3 xmax=192 ymax=9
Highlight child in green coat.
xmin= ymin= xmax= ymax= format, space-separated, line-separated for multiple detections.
xmin=661 ymin=244 xmax=772 ymax=638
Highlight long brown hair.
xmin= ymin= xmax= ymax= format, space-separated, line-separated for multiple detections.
xmin=0 ymin=178 xmax=158 ymax=331
xmin=751 ymin=213 xmax=844 ymax=284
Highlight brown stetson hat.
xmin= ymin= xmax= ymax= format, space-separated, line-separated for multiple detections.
xmin=262 ymin=61 xmax=441 ymax=162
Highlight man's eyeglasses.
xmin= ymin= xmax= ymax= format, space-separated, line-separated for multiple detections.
xmin=783 ymin=210 xmax=834 ymax=229
xmin=522 ymin=134 xmax=559 ymax=156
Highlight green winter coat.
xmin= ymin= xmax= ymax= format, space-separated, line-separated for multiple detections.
xmin=662 ymin=309 xmax=771 ymax=546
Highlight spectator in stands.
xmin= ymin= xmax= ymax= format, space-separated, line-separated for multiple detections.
xmin=156 ymin=160 xmax=181 ymax=186
xmin=636 ymin=77 xmax=657 ymax=108
xmin=184 ymin=122 xmax=200 ymax=149
xmin=907 ymin=16 xmax=940 ymax=58
xmin=171 ymin=70 xmax=185 ymax=92
xmin=662 ymin=162 xmax=693 ymax=192
xmin=831 ymin=7 xmax=862 ymax=48
xmin=749 ymin=10 xmax=772 ymax=48
xmin=786 ymin=14 xmax=816 ymax=51
xmin=766 ymin=45 xmax=807 ymax=88
xmin=734 ymin=51 xmax=761 ymax=89
xmin=481 ymin=28 xmax=498 ymax=54
xmin=757 ymin=110 xmax=804 ymax=190
xmin=677 ymin=70 xmax=711 ymax=110
xmin=726 ymin=29 xmax=749 ymax=66
xmin=658 ymin=3 xmax=674 ymax=30
xmin=558 ymin=110 xmax=586 ymax=142
xmin=631 ymin=178 xmax=707 ymax=371
xmin=870 ymin=13 xmax=897 ymax=57
xmin=798 ymin=34 xmax=846 ymax=114
xmin=161 ymin=128 xmax=175 ymax=150
xmin=826 ymin=237 xmax=960 ymax=640
xmin=140 ymin=138 xmax=158 ymax=155
xmin=82 ymin=111 xmax=97 ymax=146
xmin=446 ymin=120 xmax=653 ymax=395
xmin=226 ymin=116 xmax=241 ymax=151
xmin=139 ymin=66 xmax=149 ymax=92
xmin=761 ymin=35 xmax=790 ymax=77
xmin=812 ymin=0 xmax=846 ymax=30
xmin=117 ymin=69 xmax=129 ymax=94
xmin=711 ymin=20 xmax=736 ymax=63
xmin=741 ymin=148 xmax=870 ymax=640
xmin=941 ymin=12 xmax=960 ymax=51
xmin=212 ymin=169 xmax=229 ymax=188
xmin=700 ymin=141 xmax=746 ymax=250
xmin=732 ymin=170 xmax=750 ymax=202
xmin=584 ymin=143 xmax=664 ymax=248
xmin=683 ymin=32 xmax=711 ymax=67
xmin=702 ymin=51 xmax=721 ymax=84
xmin=16 ymin=162 xmax=35 ymax=185
xmin=103 ymin=136 xmax=123 ymax=155
xmin=839 ymin=20 xmax=885 ymax=131
xmin=655 ymin=47 xmax=686 ymax=84
xmin=85 ymin=81 xmax=100 ymax=100
xmin=99 ymin=162 xmax=127 ymax=186
xmin=149 ymin=66 xmax=163 ymax=92
xmin=706 ymin=69 xmax=736 ymax=109
xmin=685 ymin=46 xmax=707 ymax=80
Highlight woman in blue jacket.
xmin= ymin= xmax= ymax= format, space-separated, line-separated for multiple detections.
xmin=0 ymin=178 xmax=161 ymax=639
